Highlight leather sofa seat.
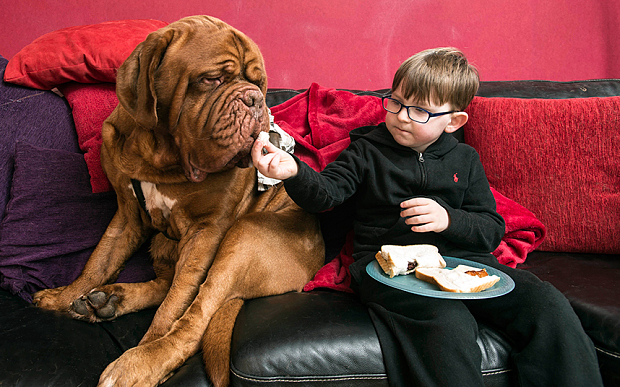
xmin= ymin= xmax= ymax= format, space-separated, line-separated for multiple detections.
xmin=230 ymin=291 xmax=517 ymax=387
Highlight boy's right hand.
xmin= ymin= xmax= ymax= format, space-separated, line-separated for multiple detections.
xmin=251 ymin=139 xmax=298 ymax=180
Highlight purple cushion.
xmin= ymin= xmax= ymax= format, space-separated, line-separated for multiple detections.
xmin=0 ymin=142 xmax=154 ymax=302
xmin=0 ymin=55 xmax=81 ymax=220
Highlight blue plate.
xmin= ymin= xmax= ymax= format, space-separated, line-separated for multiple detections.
xmin=366 ymin=256 xmax=515 ymax=299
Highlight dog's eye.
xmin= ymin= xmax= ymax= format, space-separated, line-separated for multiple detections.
xmin=199 ymin=77 xmax=223 ymax=87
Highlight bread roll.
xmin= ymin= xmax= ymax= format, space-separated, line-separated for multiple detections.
xmin=375 ymin=244 xmax=446 ymax=278
xmin=415 ymin=265 xmax=500 ymax=293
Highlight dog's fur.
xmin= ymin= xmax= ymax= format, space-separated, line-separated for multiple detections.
xmin=33 ymin=16 xmax=324 ymax=387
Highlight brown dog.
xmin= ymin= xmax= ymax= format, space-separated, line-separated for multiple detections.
xmin=32 ymin=16 xmax=324 ymax=387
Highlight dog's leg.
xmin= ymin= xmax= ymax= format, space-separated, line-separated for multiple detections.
xmin=66 ymin=234 xmax=178 ymax=322
xmin=137 ymin=224 xmax=230 ymax=345
xmin=202 ymin=298 xmax=244 ymax=387
xmin=33 ymin=207 xmax=151 ymax=319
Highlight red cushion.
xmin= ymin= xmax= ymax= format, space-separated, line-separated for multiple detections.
xmin=4 ymin=19 xmax=168 ymax=90
xmin=464 ymin=96 xmax=620 ymax=254
xmin=58 ymin=83 xmax=118 ymax=193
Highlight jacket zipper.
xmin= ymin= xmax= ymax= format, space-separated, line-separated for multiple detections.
xmin=418 ymin=151 xmax=427 ymax=189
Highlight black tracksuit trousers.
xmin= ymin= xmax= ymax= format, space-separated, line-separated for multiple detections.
xmin=356 ymin=257 xmax=603 ymax=387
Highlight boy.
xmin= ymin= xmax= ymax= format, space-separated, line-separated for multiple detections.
xmin=251 ymin=48 xmax=602 ymax=387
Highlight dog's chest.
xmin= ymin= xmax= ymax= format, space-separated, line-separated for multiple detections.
xmin=129 ymin=180 xmax=177 ymax=231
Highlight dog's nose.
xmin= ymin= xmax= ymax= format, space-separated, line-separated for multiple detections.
xmin=243 ymin=89 xmax=263 ymax=108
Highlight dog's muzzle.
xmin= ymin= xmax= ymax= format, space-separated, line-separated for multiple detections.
xmin=182 ymin=85 xmax=268 ymax=183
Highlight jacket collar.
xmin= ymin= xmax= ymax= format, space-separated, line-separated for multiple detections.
xmin=350 ymin=123 xmax=459 ymax=159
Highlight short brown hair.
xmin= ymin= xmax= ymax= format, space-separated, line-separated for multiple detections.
xmin=391 ymin=47 xmax=479 ymax=111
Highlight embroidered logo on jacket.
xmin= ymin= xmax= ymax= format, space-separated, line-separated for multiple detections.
xmin=453 ymin=173 xmax=459 ymax=183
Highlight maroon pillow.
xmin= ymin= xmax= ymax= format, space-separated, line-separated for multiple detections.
xmin=464 ymin=96 xmax=620 ymax=254
xmin=0 ymin=142 xmax=154 ymax=302
xmin=4 ymin=19 xmax=168 ymax=89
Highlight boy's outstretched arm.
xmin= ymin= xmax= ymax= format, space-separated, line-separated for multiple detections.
xmin=251 ymin=139 xmax=299 ymax=180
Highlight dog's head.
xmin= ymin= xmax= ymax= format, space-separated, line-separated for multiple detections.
xmin=116 ymin=16 xmax=269 ymax=183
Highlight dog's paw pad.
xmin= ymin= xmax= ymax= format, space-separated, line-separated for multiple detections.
xmin=86 ymin=291 xmax=108 ymax=308
xmin=94 ymin=294 xmax=119 ymax=320
xmin=71 ymin=297 xmax=91 ymax=316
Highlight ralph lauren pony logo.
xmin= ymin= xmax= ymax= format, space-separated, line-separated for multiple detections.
xmin=453 ymin=173 xmax=459 ymax=183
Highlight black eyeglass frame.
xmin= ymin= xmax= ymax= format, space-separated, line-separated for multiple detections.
xmin=381 ymin=95 xmax=457 ymax=124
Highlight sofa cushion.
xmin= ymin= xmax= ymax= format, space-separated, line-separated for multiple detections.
xmin=520 ymin=251 xmax=620 ymax=354
xmin=59 ymin=82 xmax=118 ymax=193
xmin=0 ymin=55 xmax=80 ymax=220
xmin=231 ymin=291 xmax=387 ymax=387
xmin=520 ymin=251 xmax=620 ymax=387
xmin=0 ymin=142 xmax=154 ymax=302
xmin=4 ymin=19 xmax=168 ymax=89
xmin=231 ymin=291 xmax=517 ymax=387
xmin=464 ymin=96 xmax=620 ymax=254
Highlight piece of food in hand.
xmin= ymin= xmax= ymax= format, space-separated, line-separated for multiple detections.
xmin=415 ymin=265 xmax=501 ymax=293
xmin=258 ymin=131 xmax=270 ymax=154
xmin=258 ymin=131 xmax=270 ymax=144
xmin=375 ymin=244 xmax=446 ymax=278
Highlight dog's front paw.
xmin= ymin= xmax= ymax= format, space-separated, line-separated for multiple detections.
xmin=32 ymin=287 xmax=68 ymax=311
xmin=98 ymin=343 xmax=173 ymax=387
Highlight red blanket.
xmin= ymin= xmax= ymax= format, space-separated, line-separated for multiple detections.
xmin=270 ymin=83 xmax=388 ymax=171
xmin=60 ymin=82 xmax=546 ymax=294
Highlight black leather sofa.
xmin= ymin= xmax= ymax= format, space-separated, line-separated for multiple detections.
xmin=1 ymin=73 xmax=619 ymax=387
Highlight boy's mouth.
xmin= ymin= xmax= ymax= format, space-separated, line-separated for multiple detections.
xmin=394 ymin=126 xmax=410 ymax=134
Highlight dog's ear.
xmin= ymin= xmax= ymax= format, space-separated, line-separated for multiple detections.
xmin=116 ymin=28 xmax=175 ymax=129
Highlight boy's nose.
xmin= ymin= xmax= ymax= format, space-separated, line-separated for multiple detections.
xmin=398 ymin=107 xmax=411 ymax=122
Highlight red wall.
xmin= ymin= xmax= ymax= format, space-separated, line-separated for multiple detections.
xmin=2 ymin=0 xmax=619 ymax=90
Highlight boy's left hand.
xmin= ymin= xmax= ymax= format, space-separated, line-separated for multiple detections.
xmin=400 ymin=198 xmax=451 ymax=233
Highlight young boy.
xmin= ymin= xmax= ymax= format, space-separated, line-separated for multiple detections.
xmin=251 ymin=48 xmax=602 ymax=387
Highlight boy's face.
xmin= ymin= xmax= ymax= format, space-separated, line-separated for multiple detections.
xmin=385 ymin=85 xmax=464 ymax=153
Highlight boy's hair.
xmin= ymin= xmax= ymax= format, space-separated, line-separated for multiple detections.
xmin=391 ymin=47 xmax=479 ymax=111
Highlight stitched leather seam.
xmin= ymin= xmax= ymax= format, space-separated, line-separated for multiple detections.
xmin=595 ymin=345 xmax=620 ymax=359
xmin=230 ymin=368 xmax=388 ymax=383
xmin=231 ymin=367 xmax=512 ymax=383
xmin=482 ymin=369 xmax=512 ymax=376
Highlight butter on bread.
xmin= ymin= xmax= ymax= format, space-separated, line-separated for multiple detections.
xmin=415 ymin=265 xmax=500 ymax=293
xmin=375 ymin=244 xmax=446 ymax=278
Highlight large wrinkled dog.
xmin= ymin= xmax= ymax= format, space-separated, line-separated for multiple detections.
xmin=33 ymin=16 xmax=324 ymax=387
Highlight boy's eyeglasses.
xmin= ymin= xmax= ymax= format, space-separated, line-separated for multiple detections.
xmin=382 ymin=96 xmax=456 ymax=124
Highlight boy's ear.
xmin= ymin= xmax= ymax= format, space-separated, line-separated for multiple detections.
xmin=444 ymin=112 xmax=468 ymax=134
